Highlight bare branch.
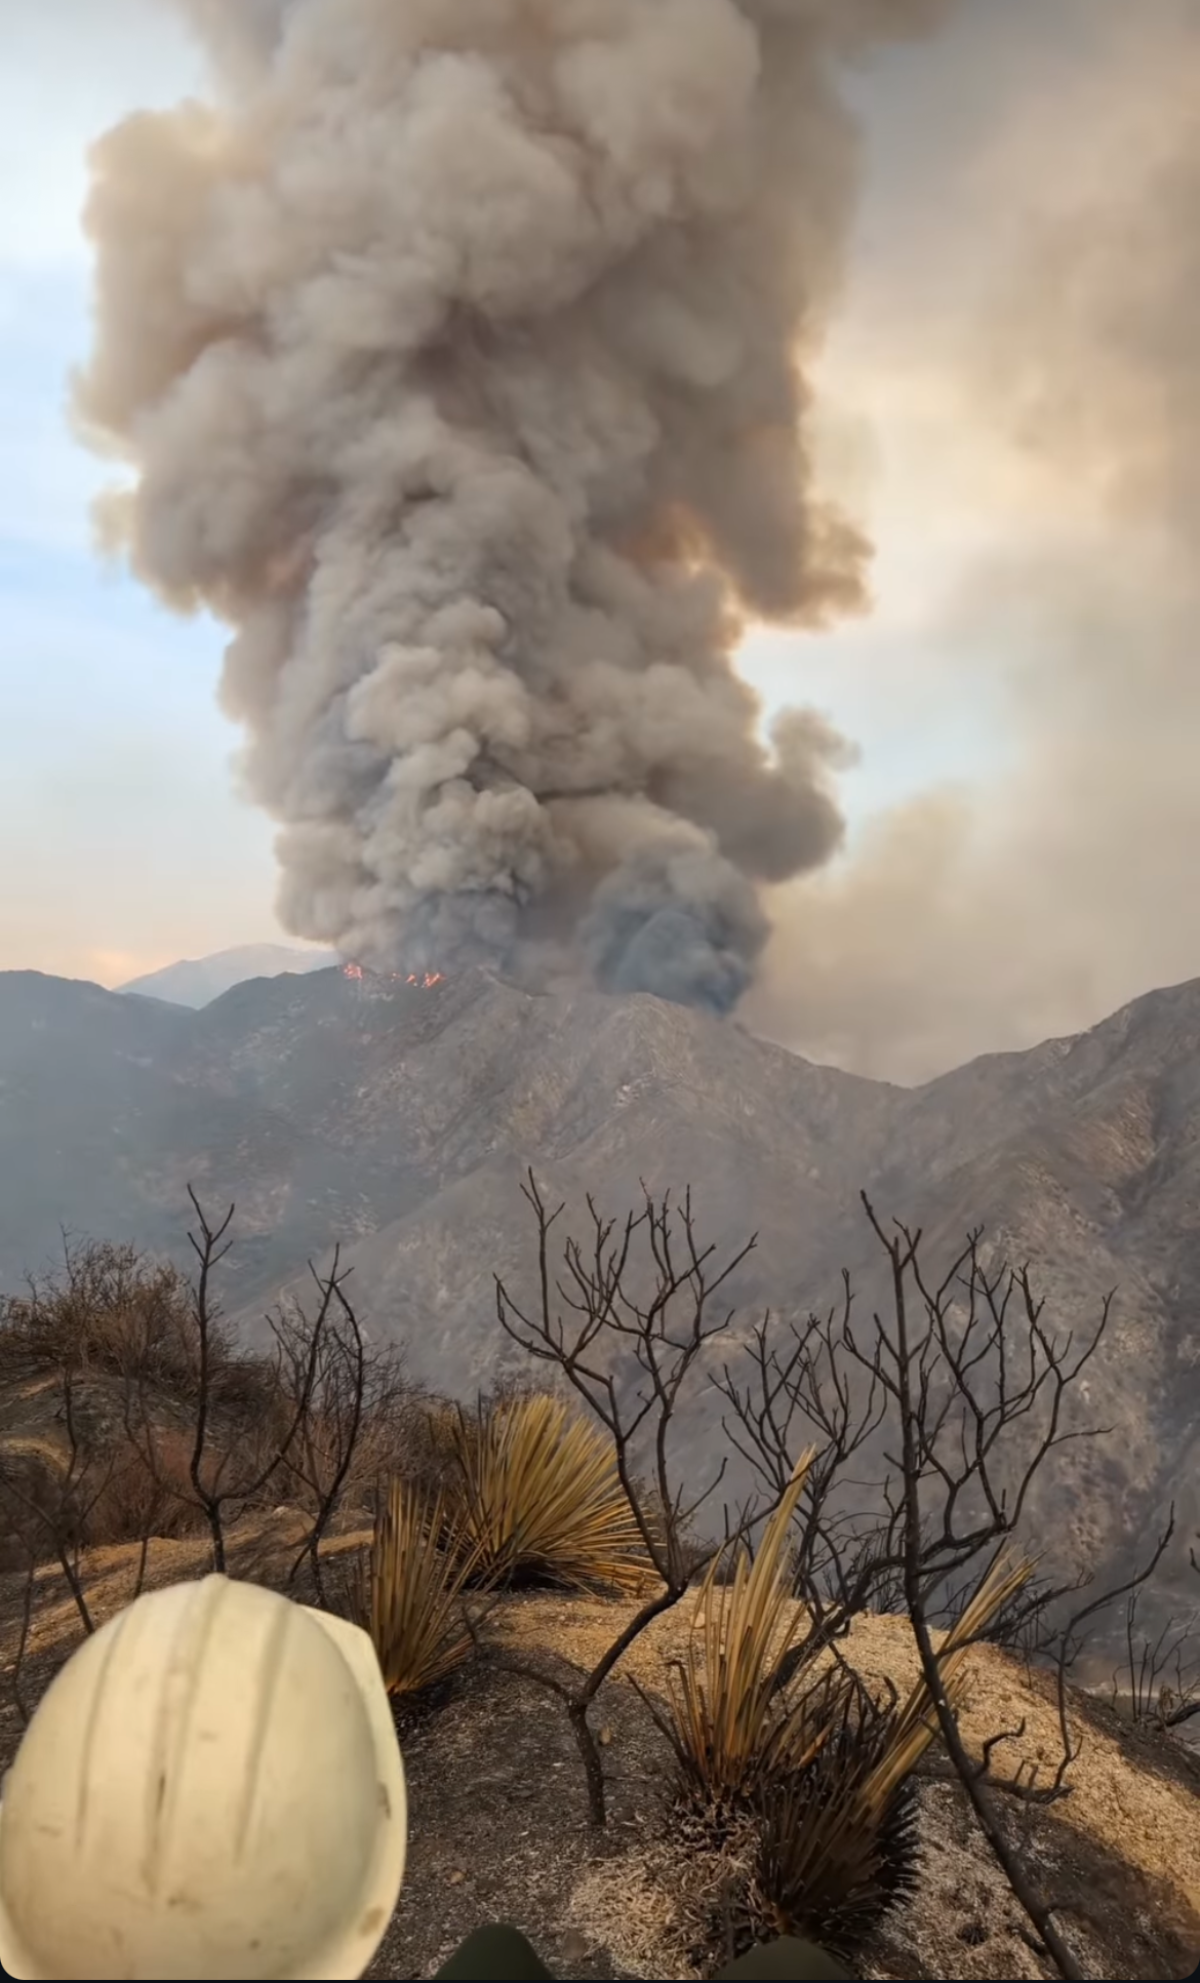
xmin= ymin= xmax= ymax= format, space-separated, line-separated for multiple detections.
xmin=176 ymin=1190 xmax=336 ymax=1574
xmin=491 ymin=1172 xmax=770 ymax=1825
xmin=864 ymin=1195 xmax=1086 ymax=1981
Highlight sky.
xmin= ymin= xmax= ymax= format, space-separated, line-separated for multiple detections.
xmin=2 ymin=0 xmax=1197 ymax=1080
xmin=0 ymin=1 xmax=283 ymax=988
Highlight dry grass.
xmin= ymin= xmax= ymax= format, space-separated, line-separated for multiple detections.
xmin=844 ymin=1610 xmax=1200 ymax=1926
xmin=84 ymin=1424 xmax=208 ymax=1543
xmin=0 ymin=1528 xmax=1195 ymax=1980
xmin=494 ymin=1589 xmax=1200 ymax=1970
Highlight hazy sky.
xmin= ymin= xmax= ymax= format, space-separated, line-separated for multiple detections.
xmin=2 ymin=0 xmax=1197 ymax=1080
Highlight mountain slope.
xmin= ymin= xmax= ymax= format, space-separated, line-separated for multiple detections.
xmin=118 ymin=943 xmax=336 ymax=1008
xmin=2 ymin=964 xmax=1198 ymax=1619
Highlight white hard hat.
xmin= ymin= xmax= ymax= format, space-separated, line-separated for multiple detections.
xmin=0 ymin=1576 xmax=406 ymax=1981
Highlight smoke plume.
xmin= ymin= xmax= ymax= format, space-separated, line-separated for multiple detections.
xmin=74 ymin=0 xmax=951 ymax=1011
xmin=743 ymin=0 xmax=1200 ymax=1079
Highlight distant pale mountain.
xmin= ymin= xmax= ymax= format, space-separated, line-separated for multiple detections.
xmin=118 ymin=943 xmax=338 ymax=1008
xmin=2 ymin=961 xmax=1199 ymax=1630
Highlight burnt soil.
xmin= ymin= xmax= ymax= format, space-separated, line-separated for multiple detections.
xmin=0 ymin=1530 xmax=1197 ymax=1982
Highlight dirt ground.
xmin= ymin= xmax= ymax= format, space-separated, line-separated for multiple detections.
xmin=0 ymin=1526 xmax=1197 ymax=1982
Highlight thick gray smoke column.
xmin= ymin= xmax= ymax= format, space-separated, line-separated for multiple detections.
xmin=75 ymin=0 xmax=948 ymax=1011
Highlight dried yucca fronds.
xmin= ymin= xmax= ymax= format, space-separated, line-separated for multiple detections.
xmin=659 ymin=1450 xmax=820 ymax=1806
xmin=655 ymin=1444 xmax=1035 ymax=1963
xmin=363 ymin=1478 xmax=481 ymax=1700
xmin=865 ymin=1550 xmax=1035 ymax=1804
xmin=749 ymin=1682 xmax=924 ymax=1960
xmin=449 ymin=1393 xmax=647 ymax=1594
xmin=749 ymin=1551 xmax=1035 ymax=1959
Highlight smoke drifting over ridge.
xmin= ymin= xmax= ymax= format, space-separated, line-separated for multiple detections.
xmin=742 ymin=0 xmax=1200 ymax=1081
xmin=73 ymin=0 xmax=951 ymax=1012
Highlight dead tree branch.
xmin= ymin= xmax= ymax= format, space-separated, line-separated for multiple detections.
xmin=864 ymin=1197 xmax=1087 ymax=1982
xmin=491 ymin=1170 xmax=769 ymax=1826
xmin=717 ymin=1194 xmax=1114 ymax=1800
xmin=270 ymin=1259 xmax=406 ymax=1607
xmin=180 ymin=1188 xmax=326 ymax=1574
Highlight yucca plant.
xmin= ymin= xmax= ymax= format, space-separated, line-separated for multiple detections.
xmin=658 ymin=1449 xmax=820 ymax=1810
xmin=448 ymin=1392 xmax=648 ymax=1594
xmin=360 ymin=1479 xmax=482 ymax=1702
xmin=656 ymin=1447 xmax=1035 ymax=1962
xmin=748 ymin=1682 xmax=924 ymax=1959
xmin=746 ymin=1551 xmax=1035 ymax=1959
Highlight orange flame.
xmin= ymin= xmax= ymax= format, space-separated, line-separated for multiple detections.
xmin=342 ymin=960 xmax=445 ymax=989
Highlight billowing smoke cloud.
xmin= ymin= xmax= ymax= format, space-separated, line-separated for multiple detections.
xmin=743 ymin=0 xmax=1200 ymax=1078
xmin=72 ymin=0 xmax=951 ymax=1012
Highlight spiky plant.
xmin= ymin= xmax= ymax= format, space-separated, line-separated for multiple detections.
xmin=657 ymin=1450 xmax=820 ymax=1811
xmin=745 ymin=1552 xmax=1035 ymax=1960
xmin=746 ymin=1682 xmax=923 ymax=1960
xmin=448 ymin=1392 xmax=648 ymax=1594
xmin=656 ymin=1448 xmax=1035 ymax=1964
xmin=363 ymin=1479 xmax=481 ymax=1702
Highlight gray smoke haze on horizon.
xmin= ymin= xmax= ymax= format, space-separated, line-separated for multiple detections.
xmin=743 ymin=2 xmax=1200 ymax=1081
xmin=73 ymin=0 xmax=954 ymax=1014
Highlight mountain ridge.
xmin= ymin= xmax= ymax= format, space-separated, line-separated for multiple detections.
xmin=117 ymin=943 xmax=337 ymax=1008
xmin=3 ymin=963 xmax=1198 ymax=1624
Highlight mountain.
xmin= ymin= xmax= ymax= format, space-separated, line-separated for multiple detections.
xmin=117 ymin=943 xmax=337 ymax=1008
xmin=2 ymin=963 xmax=1198 ymax=1624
